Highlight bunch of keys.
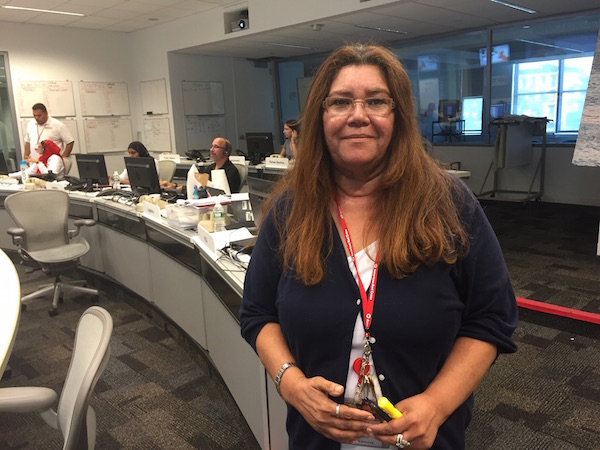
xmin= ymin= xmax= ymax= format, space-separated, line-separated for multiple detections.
xmin=354 ymin=339 xmax=377 ymax=404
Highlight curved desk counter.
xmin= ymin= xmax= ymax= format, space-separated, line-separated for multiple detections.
xmin=0 ymin=185 xmax=287 ymax=450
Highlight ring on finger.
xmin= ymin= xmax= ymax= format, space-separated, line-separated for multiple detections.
xmin=395 ymin=433 xmax=410 ymax=448
xmin=335 ymin=403 xmax=340 ymax=418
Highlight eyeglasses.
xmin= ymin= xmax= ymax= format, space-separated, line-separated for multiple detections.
xmin=323 ymin=97 xmax=395 ymax=116
xmin=211 ymin=144 xmax=226 ymax=150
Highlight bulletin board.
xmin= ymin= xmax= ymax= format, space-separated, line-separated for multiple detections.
xmin=141 ymin=79 xmax=168 ymax=115
xmin=17 ymin=80 xmax=76 ymax=117
xmin=143 ymin=117 xmax=172 ymax=152
xmin=20 ymin=118 xmax=80 ymax=153
xmin=79 ymin=81 xmax=130 ymax=116
xmin=185 ymin=116 xmax=226 ymax=150
xmin=182 ymin=81 xmax=225 ymax=115
xmin=83 ymin=118 xmax=133 ymax=153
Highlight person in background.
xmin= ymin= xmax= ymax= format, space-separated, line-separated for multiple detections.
xmin=200 ymin=137 xmax=241 ymax=193
xmin=11 ymin=139 xmax=64 ymax=180
xmin=240 ymin=43 xmax=517 ymax=450
xmin=119 ymin=141 xmax=154 ymax=185
xmin=24 ymin=103 xmax=74 ymax=160
xmin=280 ymin=119 xmax=300 ymax=159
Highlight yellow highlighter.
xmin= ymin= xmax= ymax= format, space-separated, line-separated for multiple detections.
xmin=378 ymin=397 xmax=403 ymax=419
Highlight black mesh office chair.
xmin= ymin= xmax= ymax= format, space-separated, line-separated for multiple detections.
xmin=5 ymin=190 xmax=98 ymax=316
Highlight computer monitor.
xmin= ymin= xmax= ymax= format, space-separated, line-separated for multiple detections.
xmin=75 ymin=154 xmax=110 ymax=188
xmin=246 ymin=132 xmax=274 ymax=165
xmin=0 ymin=152 xmax=8 ymax=175
xmin=124 ymin=156 xmax=161 ymax=195
xmin=438 ymin=99 xmax=461 ymax=121
xmin=490 ymin=103 xmax=505 ymax=120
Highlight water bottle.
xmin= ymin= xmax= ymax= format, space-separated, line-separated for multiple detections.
xmin=213 ymin=201 xmax=226 ymax=232
xmin=112 ymin=170 xmax=120 ymax=189
xmin=20 ymin=160 xmax=28 ymax=183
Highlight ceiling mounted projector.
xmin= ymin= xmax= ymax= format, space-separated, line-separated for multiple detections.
xmin=231 ymin=18 xmax=249 ymax=32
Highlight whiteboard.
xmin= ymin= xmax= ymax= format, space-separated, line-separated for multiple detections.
xmin=83 ymin=118 xmax=133 ymax=153
xmin=143 ymin=117 xmax=172 ymax=152
xmin=18 ymin=80 xmax=76 ymax=117
xmin=185 ymin=116 xmax=226 ymax=150
xmin=79 ymin=81 xmax=130 ymax=116
xmin=20 ymin=118 xmax=80 ymax=153
xmin=182 ymin=81 xmax=225 ymax=115
xmin=141 ymin=79 xmax=168 ymax=115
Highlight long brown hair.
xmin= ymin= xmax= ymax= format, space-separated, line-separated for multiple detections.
xmin=263 ymin=42 xmax=468 ymax=285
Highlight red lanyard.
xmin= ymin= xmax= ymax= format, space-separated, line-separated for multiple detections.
xmin=335 ymin=194 xmax=379 ymax=336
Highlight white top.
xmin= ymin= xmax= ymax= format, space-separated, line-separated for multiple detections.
xmin=25 ymin=154 xmax=65 ymax=179
xmin=24 ymin=116 xmax=73 ymax=159
xmin=342 ymin=241 xmax=394 ymax=450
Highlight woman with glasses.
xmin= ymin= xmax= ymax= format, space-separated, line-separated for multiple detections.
xmin=240 ymin=43 xmax=518 ymax=450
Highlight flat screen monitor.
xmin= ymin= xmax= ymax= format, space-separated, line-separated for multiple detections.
xmin=479 ymin=44 xmax=510 ymax=65
xmin=490 ymin=103 xmax=506 ymax=120
xmin=438 ymin=99 xmax=460 ymax=121
xmin=0 ymin=152 xmax=8 ymax=175
xmin=75 ymin=154 xmax=110 ymax=188
xmin=246 ymin=132 xmax=274 ymax=165
xmin=418 ymin=54 xmax=438 ymax=72
xmin=124 ymin=156 xmax=161 ymax=195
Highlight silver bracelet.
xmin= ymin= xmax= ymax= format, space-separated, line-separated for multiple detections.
xmin=275 ymin=362 xmax=298 ymax=397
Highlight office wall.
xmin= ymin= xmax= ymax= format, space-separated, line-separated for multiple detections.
xmin=0 ymin=22 xmax=136 ymax=175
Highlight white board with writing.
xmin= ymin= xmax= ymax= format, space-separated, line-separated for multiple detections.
xmin=182 ymin=81 xmax=225 ymax=115
xmin=141 ymin=79 xmax=168 ymax=115
xmin=79 ymin=81 xmax=130 ymax=116
xmin=185 ymin=116 xmax=226 ymax=150
xmin=20 ymin=118 xmax=80 ymax=153
xmin=18 ymin=80 xmax=76 ymax=117
xmin=143 ymin=117 xmax=172 ymax=152
xmin=83 ymin=118 xmax=133 ymax=153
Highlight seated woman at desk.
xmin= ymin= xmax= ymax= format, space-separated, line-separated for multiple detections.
xmin=119 ymin=141 xmax=157 ymax=185
xmin=10 ymin=139 xmax=64 ymax=180
xmin=279 ymin=119 xmax=300 ymax=159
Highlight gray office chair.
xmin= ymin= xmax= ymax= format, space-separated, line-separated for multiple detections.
xmin=234 ymin=163 xmax=248 ymax=190
xmin=157 ymin=159 xmax=177 ymax=183
xmin=63 ymin=156 xmax=73 ymax=175
xmin=0 ymin=305 xmax=113 ymax=450
xmin=5 ymin=190 xmax=98 ymax=317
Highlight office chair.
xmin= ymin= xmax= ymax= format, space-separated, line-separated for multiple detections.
xmin=0 ymin=305 xmax=113 ymax=450
xmin=157 ymin=159 xmax=177 ymax=183
xmin=63 ymin=156 xmax=73 ymax=175
xmin=234 ymin=163 xmax=248 ymax=190
xmin=5 ymin=190 xmax=98 ymax=317
xmin=0 ymin=248 xmax=20 ymax=379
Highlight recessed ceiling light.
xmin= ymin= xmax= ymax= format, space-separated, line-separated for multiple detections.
xmin=266 ymin=43 xmax=314 ymax=50
xmin=354 ymin=24 xmax=407 ymax=34
xmin=489 ymin=0 xmax=536 ymax=14
xmin=1 ymin=5 xmax=84 ymax=16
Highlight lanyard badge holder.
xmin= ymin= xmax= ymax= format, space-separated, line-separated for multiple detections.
xmin=336 ymin=195 xmax=391 ymax=424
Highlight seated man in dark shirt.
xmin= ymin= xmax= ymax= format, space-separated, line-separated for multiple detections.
xmin=200 ymin=137 xmax=241 ymax=193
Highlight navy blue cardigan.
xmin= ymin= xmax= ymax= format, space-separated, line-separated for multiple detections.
xmin=240 ymin=184 xmax=518 ymax=450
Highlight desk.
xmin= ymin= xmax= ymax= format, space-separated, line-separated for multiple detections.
xmin=432 ymin=119 xmax=465 ymax=143
xmin=0 ymin=185 xmax=288 ymax=450
xmin=0 ymin=248 xmax=20 ymax=377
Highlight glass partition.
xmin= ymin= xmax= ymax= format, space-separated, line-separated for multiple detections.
xmin=0 ymin=52 xmax=18 ymax=171
xmin=276 ymin=14 xmax=600 ymax=145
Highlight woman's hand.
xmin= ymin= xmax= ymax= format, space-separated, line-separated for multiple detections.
xmin=366 ymin=392 xmax=444 ymax=449
xmin=281 ymin=374 xmax=378 ymax=444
